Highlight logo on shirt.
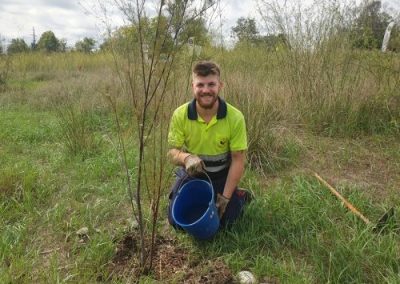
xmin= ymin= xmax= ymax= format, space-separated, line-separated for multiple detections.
xmin=217 ymin=136 xmax=228 ymax=148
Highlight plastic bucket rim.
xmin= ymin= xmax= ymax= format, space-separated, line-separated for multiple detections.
xmin=172 ymin=179 xmax=215 ymax=227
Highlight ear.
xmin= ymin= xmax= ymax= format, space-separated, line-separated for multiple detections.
xmin=219 ymin=80 xmax=224 ymax=90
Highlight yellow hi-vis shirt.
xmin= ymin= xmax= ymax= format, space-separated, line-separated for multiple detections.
xmin=168 ymin=97 xmax=247 ymax=173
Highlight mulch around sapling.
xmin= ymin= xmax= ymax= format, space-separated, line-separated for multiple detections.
xmin=107 ymin=232 xmax=233 ymax=283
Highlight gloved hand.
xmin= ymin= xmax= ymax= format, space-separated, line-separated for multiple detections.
xmin=216 ymin=193 xmax=230 ymax=219
xmin=184 ymin=155 xmax=205 ymax=176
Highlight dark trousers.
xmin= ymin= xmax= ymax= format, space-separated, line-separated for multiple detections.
xmin=168 ymin=168 xmax=246 ymax=227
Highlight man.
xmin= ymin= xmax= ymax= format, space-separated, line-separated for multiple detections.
xmin=167 ymin=60 xmax=251 ymax=227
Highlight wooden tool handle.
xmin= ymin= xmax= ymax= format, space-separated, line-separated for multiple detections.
xmin=314 ymin=173 xmax=371 ymax=225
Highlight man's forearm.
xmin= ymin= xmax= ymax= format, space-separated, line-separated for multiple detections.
xmin=167 ymin=148 xmax=192 ymax=166
xmin=222 ymin=151 xmax=245 ymax=199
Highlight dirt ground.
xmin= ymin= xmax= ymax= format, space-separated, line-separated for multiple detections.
xmin=108 ymin=233 xmax=233 ymax=283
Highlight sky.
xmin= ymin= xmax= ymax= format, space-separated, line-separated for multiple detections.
xmin=0 ymin=0 xmax=399 ymax=48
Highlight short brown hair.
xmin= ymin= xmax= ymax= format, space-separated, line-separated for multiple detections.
xmin=192 ymin=61 xmax=220 ymax=77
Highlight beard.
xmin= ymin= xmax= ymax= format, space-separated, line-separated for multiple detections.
xmin=196 ymin=94 xmax=218 ymax=109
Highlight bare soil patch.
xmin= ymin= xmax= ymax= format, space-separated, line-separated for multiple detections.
xmin=108 ymin=232 xmax=233 ymax=283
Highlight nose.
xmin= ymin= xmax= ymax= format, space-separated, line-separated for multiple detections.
xmin=201 ymin=85 xmax=212 ymax=93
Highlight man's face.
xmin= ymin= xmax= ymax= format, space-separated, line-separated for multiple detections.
xmin=192 ymin=74 xmax=223 ymax=109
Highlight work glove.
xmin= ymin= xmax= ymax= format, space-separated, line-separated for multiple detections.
xmin=184 ymin=155 xmax=205 ymax=176
xmin=216 ymin=193 xmax=230 ymax=219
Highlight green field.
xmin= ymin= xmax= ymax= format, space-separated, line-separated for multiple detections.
xmin=1 ymin=50 xmax=399 ymax=283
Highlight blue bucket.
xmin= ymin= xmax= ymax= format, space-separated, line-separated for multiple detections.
xmin=172 ymin=179 xmax=220 ymax=240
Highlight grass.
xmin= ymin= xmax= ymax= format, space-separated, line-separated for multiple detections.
xmin=183 ymin=176 xmax=400 ymax=283
xmin=0 ymin=107 xmax=128 ymax=282
xmin=0 ymin=49 xmax=399 ymax=283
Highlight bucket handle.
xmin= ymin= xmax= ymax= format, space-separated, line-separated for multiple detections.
xmin=175 ymin=169 xmax=214 ymax=199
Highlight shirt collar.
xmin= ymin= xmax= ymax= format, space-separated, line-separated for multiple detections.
xmin=187 ymin=97 xmax=227 ymax=120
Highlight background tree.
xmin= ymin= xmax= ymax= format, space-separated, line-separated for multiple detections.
xmin=59 ymin=38 xmax=67 ymax=52
xmin=100 ymin=26 xmax=132 ymax=52
xmin=179 ymin=17 xmax=211 ymax=47
xmin=148 ymin=15 xmax=175 ymax=56
xmin=257 ymin=33 xmax=289 ymax=49
xmin=37 ymin=31 xmax=61 ymax=52
xmin=387 ymin=25 xmax=400 ymax=51
xmin=232 ymin=17 xmax=260 ymax=45
xmin=7 ymin=38 xmax=29 ymax=54
xmin=351 ymin=1 xmax=392 ymax=49
xmin=100 ymin=18 xmax=151 ymax=53
xmin=100 ymin=15 xmax=174 ymax=57
xmin=0 ymin=36 xmax=4 ymax=54
xmin=75 ymin=37 xmax=96 ymax=53
xmin=100 ymin=13 xmax=210 ymax=54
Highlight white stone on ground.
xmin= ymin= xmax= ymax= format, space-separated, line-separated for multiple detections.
xmin=76 ymin=227 xmax=89 ymax=236
xmin=237 ymin=270 xmax=257 ymax=284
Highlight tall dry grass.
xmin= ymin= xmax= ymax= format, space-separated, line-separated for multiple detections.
xmin=253 ymin=0 xmax=400 ymax=137
xmin=220 ymin=52 xmax=301 ymax=174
